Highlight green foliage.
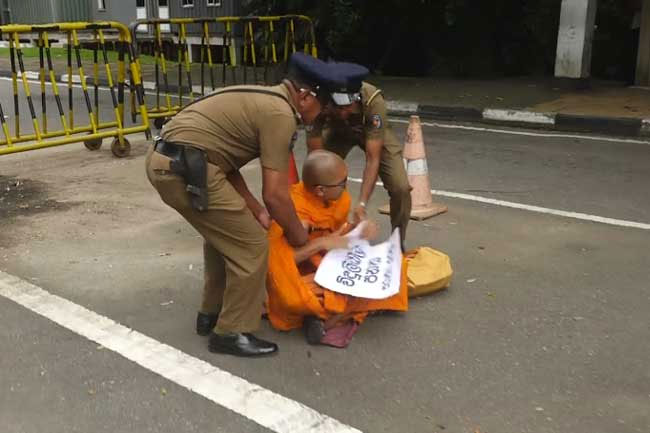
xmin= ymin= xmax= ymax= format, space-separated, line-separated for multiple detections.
xmin=246 ymin=0 xmax=636 ymax=79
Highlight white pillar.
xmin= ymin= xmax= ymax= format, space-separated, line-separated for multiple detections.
xmin=635 ymin=0 xmax=650 ymax=85
xmin=554 ymin=0 xmax=598 ymax=79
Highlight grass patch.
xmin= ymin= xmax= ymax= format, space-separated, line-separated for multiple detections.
xmin=0 ymin=47 xmax=162 ymax=65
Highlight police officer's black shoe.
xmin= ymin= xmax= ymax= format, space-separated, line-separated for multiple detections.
xmin=208 ymin=332 xmax=278 ymax=357
xmin=303 ymin=316 xmax=325 ymax=345
xmin=196 ymin=312 xmax=219 ymax=336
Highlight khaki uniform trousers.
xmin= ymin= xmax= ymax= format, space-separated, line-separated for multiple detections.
xmin=325 ymin=141 xmax=412 ymax=246
xmin=145 ymin=145 xmax=268 ymax=334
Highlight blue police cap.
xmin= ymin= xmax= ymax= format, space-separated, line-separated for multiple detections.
xmin=327 ymin=62 xmax=369 ymax=106
xmin=288 ymin=52 xmax=339 ymax=96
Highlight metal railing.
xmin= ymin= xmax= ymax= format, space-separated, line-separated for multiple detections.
xmin=129 ymin=15 xmax=317 ymax=128
xmin=0 ymin=21 xmax=150 ymax=157
xmin=0 ymin=15 xmax=317 ymax=157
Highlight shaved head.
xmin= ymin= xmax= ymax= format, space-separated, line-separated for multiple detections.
xmin=302 ymin=150 xmax=348 ymax=189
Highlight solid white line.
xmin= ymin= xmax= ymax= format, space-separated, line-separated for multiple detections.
xmin=1 ymin=75 xmax=195 ymax=97
xmin=0 ymin=270 xmax=361 ymax=433
xmin=8 ymin=74 xmax=648 ymax=145
xmin=348 ymin=177 xmax=650 ymax=230
xmin=389 ymin=118 xmax=650 ymax=145
xmin=0 ymin=76 xmax=196 ymax=102
xmin=5 ymin=75 xmax=648 ymax=146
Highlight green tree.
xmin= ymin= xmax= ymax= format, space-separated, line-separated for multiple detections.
xmin=246 ymin=0 xmax=633 ymax=79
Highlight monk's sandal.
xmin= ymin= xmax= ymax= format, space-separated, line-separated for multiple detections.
xmin=303 ymin=316 xmax=325 ymax=345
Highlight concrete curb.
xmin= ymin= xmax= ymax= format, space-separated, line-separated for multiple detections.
xmin=386 ymin=100 xmax=650 ymax=138
xmin=2 ymin=69 xmax=648 ymax=138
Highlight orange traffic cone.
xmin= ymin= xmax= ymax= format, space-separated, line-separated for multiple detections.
xmin=288 ymin=149 xmax=299 ymax=185
xmin=379 ymin=115 xmax=447 ymax=220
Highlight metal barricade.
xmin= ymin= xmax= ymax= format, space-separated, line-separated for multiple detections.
xmin=0 ymin=22 xmax=150 ymax=157
xmin=129 ymin=15 xmax=317 ymax=128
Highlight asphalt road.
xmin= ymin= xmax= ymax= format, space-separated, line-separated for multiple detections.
xmin=1 ymin=97 xmax=649 ymax=433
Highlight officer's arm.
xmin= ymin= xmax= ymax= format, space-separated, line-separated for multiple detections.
xmin=359 ymin=138 xmax=382 ymax=204
xmin=350 ymin=138 xmax=382 ymax=224
xmin=262 ymin=168 xmax=309 ymax=247
xmin=226 ymin=170 xmax=269 ymax=228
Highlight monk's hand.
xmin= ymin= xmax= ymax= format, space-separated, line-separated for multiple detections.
xmin=256 ymin=208 xmax=272 ymax=230
xmin=352 ymin=204 xmax=367 ymax=225
xmin=360 ymin=220 xmax=379 ymax=241
xmin=337 ymin=222 xmax=352 ymax=236
xmin=321 ymin=235 xmax=349 ymax=251
xmin=300 ymin=219 xmax=313 ymax=233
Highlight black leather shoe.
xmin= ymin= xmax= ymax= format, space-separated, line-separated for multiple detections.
xmin=208 ymin=332 xmax=278 ymax=357
xmin=196 ymin=312 xmax=219 ymax=336
xmin=303 ymin=316 xmax=325 ymax=345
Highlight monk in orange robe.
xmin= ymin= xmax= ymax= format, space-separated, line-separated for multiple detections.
xmin=266 ymin=150 xmax=408 ymax=346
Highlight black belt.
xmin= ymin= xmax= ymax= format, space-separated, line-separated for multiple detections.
xmin=154 ymin=138 xmax=184 ymax=159
xmin=153 ymin=138 xmax=208 ymax=212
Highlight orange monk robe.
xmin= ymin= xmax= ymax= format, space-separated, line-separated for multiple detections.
xmin=266 ymin=182 xmax=408 ymax=331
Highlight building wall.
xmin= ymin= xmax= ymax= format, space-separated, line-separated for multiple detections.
xmin=56 ymin=0 xmax=92 ymax=22
xmin=165 ymin=0 xmax=242 ymax=36
xmin=4 ymin=0 xmax=91 ymax=24
xmin=91 ymin=0 xmax=137 ymax=26
xmin=0 ymin=0 xmax=245 ymax=25
xmin=168 ymin=0 xmax=240 ymax=20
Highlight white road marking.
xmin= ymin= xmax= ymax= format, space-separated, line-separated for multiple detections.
xmin=348 ymin=177 xmax=650 ymax=230
xmin=389 ymin=118 xmax=650 ymax=145
xmin=4 ymin=76 xmax=647 ymax=230
xmin=6 ymin=74 xmax=650 ymax=147
xmin=0 ymin=270 xmax=361 ymax=433
xmin=0 ymin=75 xmax=195 ymax=101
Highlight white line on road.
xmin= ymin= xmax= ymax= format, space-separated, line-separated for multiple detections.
xmin=389 ymin=118 xmax=650 ymax=145
xmin=349 ymin=177 xmax=650 ymax=230
xmin=7 ymin=74 xmax=650 ymax=147
xmin=0 ymin=76 xmax=197 ymax=101
xmin=0 ymin=270 xmax=361 ymax=433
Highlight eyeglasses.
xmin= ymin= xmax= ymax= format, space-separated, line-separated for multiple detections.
xmin=299 ymin=88 xmax=318 ymax=98
xmin=331 ymin=92 xmax=362 ymax=106
xmin=299 ymin=87 xmax=331 ymax=105
xmin=318 ymin=177 xmax=348 ymax=189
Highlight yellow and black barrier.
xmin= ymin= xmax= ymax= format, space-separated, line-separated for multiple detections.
xmin=0 ymin=21 xmax=150 ymax=158
xmin=129 ymin=15 xmax=317 ymax=128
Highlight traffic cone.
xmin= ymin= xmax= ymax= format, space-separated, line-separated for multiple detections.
xmin=379 ymin=115 xmax=447 ymax=220
xmin=288 ymin=149 xmax=299 ymax=185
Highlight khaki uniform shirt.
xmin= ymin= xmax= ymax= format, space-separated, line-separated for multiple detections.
xmin=309 ymin=82 xmax=401 ymax=155
xmin=161 ymin=84 xmax=299 ymax=173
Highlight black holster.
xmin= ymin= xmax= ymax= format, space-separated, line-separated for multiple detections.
xmin=182 ymin=146 xmax=208 ymax=212
xmin=155 ymin=138 xmax=208 ymax=212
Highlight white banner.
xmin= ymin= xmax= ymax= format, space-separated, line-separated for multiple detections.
xmin=314 ymin=224 xmax=402 ymax=299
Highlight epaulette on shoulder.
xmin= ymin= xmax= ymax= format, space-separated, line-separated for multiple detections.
xmin=365 ymin=88 xmax=383 ymax=107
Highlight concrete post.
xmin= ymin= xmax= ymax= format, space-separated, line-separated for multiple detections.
xmin=554 ymin=0 xmax=598 ymax=79
xmin=635 ymin=0 xmax=650 ymax=85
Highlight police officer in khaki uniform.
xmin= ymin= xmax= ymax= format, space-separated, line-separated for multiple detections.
xmin=307 ymin=66 xmax=412 ymax=249
xmin=145 ymin=53 xmax=338 ymax=357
